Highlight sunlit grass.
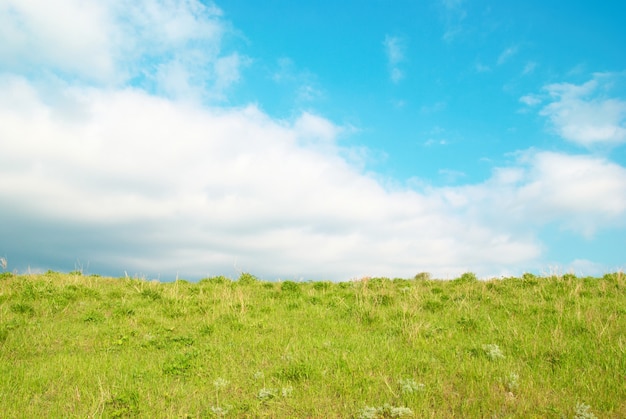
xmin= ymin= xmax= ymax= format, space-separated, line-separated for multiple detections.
xmin=0 ymin=270 xmax=624 ymax=417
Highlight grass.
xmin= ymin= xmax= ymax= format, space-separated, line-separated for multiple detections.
xmin=0 ymin=270 xmax=625 ymax=417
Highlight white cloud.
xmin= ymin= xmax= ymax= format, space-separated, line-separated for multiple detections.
xmin=0 ymin=76 xmax=552 ymax=280
xmin=439 ymin=0 xmax=466 ymax=42
xmin=497 ymin=46 xmax=518 ymax=65
xmin=438 ymin=169 xmax=466 ymax=183
xmin=522 ymin=61 xmax=537 ymax=75
xmin=447 ymin=151 xmax=626 ymax=237
xmin=475 ymin=62 xmax=491 ymax=73
xmin=0 ymin=0 xmax=114 ymax=81
xmin=272 ymin=57 xmax=323 ymax=104
xmin=420 ymin=101 xmax=447 ymax=114
xmin=540 ymin=73 xmax=626 ymax=147
xmin=519 ymin=94 xmax=541 ymax=106
xmin=384 ymin=36 xmax=405 ymax=65
xmin=383 ymin=35 xmax=406 ymax=83
xmin=214 ymin=52 xmax=249 ymax=92
xmin=440 ymin=0 xmax=464 ymax=10
xmin=565 ymin=259 xmax=609 ymax=277
xmin=0 ymin=0 xmax=241 ymax=99
xmin=3 ymin=76 xmax=625 ymax=279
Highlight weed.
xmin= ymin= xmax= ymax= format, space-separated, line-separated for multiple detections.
xmin=212 ymin=377 xmax=230 ymax=413
xmin=210 ymin=406 xmax=230 ymax=417
xmin=313 ymin=281 xmax=331 ymax=291
xmin=398 ymin=379 xmax=425 ymax=394
xmin=277 ymin=361 xmax=315 ymax=381
xmin=455 ymin=272 xmax=478 ymax=283
xmin=199 ymin=324 xmax=215 ymax=336
xmin=483 ymin=344 xmax=505 ymax=360
xmin=281 ymin=281 xmax=300 ymax=293
xmin=423 ymin=299 xmax=444 ymax=312
xmin=83 ymin=310 xmax=105 ymax=323
xmin=10 ymin=302 xmax=35 ymax=316
xmin=200 ymin=275 xmax=231 ymax=285
xmin=457 ymin=316 xmax=479 ymax=332
xmin=574 ymin=402 xmax=597 ymax=419
xmin=139 ymin=288 xmax=162 ymax=301
xmin=237 ymin=272 xmax=257 ymax=285
xmin=413 ymin=272 xmax=431 ymax=281
xmin=358 ymin=404 xmax=414 ymax=418
xmin=257 ymin=387 xmax=276 ymax=401
xmin=105 ymin=390 xmax=139 ymax=418
xmin=162 ymin=352 xmax=196 ymax=376
xmin=504 ymin=372 xmax=519 ymax=393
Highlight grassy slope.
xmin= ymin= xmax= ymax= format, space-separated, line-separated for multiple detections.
xmin=0 ymin=271 xmax=624 ymax=418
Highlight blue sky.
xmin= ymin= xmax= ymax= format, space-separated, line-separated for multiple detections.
xmin=1 ymin=0 xmax=625 ymax=280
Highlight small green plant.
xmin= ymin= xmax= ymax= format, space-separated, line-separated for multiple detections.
xmin=277 ymin=361 xmax=315 ymax=381
xmin=313 ymin=281 xmax=331 ymax=291
xmin=414 ymin=272 xmax=431 ymax=281
xmin=281 ymin=280 xmax=300 ymax=293
xmin=83 ymin=310 xmax=105 ymax=323
xmin=105 ymin=390 xmax=140 ymax=418
xmin=238 ymin=272 xmax=258 ymax=284
xmin=162 ymin=352 xmax=195 ymax=375
xmin=200 ymin=275 xmax=230 ymax=285
xmin=139 ymin=288 xmax=162 ymax=301
xmin=0 ymin=327 xmax=8 ymax=345
xmin=456 ymin=272 xmax=478 ymax=283
xmin=10 ymin=302 xmax=35 ymax=316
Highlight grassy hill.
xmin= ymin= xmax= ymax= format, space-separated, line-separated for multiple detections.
xmin=0 ymin=271 xmax=624 ymax=418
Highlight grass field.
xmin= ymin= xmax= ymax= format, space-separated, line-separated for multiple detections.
xmin=0 ymin=270 xmax=624 ymax=418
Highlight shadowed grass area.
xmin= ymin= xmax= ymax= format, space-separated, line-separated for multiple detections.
xmin=0 ymin=271 xmax=624 ymax=417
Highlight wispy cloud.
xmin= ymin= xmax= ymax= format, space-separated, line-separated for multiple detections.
xmin=272 ymin=57 xmax=323 ymax=103
xmin=420 ymin=101 xmax=447 ymax=114
xmin=383 ymin=35 xmax=406 ymax=83
xmin=439 ymin=169 xmax=466 ymax=183
xmin=539 ymin=73 xmax=626 ymax=147
xmin=439 ymin=0 xmax=466 ymax=42
xmin=475 ymin=62 xmax=491 ymax=73
xmin=497 ymin=46 xmax=518 ymax=65
xmin=522 ymin=61 xmax=537 ymax=75
xmin=519 ymin=94 xmax=541 ymax=106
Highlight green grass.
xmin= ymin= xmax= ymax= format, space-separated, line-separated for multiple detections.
xmin=0 ymin=270 xmax=625 ymax=418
